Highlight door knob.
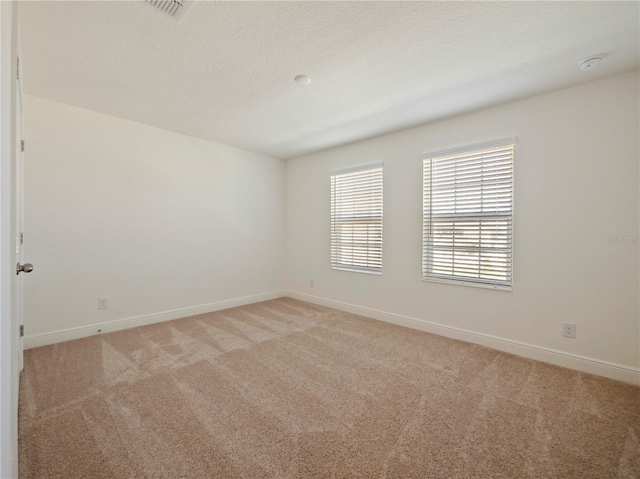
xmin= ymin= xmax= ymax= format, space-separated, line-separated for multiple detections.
xmin=16 ymin=263 xmax=33 ymax=275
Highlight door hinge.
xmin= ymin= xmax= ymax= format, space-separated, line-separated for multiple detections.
xmin=20 ymin=325 xmax=24 ymax=337
xmin=16 ymin=57 xmax=20 ymax=80
xmin=20 ymin=232 xmax=24 ymax=245
xmin=21 ymin=140 xmax=25 ymax=152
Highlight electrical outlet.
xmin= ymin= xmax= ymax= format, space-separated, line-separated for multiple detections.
xmin=310 ymin=279 xmax=315 ymax=287
xmin=98 ymin=298 xmax=109 ymax=310
xmin=563 ymin=322 xmax=576 ymax=338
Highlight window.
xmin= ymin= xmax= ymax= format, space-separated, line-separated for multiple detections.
xmin=331 ymin=165 xmax=383 ymax=274
xmin=422 ymin=142 xmax=514 ymax=290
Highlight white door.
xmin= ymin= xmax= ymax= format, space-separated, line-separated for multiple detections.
xmin=1 ymin=2 xmax=23 ymax=476
xmin=15 ymin=50 xmax=26 ymax=371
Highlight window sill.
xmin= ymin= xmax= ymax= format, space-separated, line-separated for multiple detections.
xmin=422 ymin=276 xmax=512 ymax=292
xmin=332 ymin=266 xmax=382 ymax=276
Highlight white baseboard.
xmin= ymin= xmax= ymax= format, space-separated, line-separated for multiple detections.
xmin=24 ymin=290 xmax=287 ymax=350
xmin=24 ymin=289 xmax=639 ymax=386
xmin=287 ymin=291 xmax=640 ymax=386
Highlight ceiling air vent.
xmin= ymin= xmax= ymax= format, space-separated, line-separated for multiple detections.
xmin=145 ymin=0 xmax=193 ymax=22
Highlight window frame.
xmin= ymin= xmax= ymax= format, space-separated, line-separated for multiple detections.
xmin=421 ymin=140 xmax=515 ymax=291
xmin=330 ymin=163 xmax=384 ymax=275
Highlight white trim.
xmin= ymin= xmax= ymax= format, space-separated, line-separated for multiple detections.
xmin=329 ymin=162 xmax=384 ymax=176
xmin=422 ymin=276 xmax=512 ymax=292
xmin=287 ymin=290 xmax=640 ymax=386
xmin=332 ymin=266 xmax=382 ymax=276
xmin=24 ymin=291 xmax=287 ymax=349
xmin=422 ymin=137 xmax=517 ymax=160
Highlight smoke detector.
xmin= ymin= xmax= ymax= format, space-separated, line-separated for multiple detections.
xmin=145 ymin=0 xmax=194 ymax=22
xmin=295 ymin=75 xmax=311 ymax=85
xmin=579 ymin=56 xmax=603 ymax=71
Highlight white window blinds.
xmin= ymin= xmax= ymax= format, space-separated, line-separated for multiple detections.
xmin=422 ymin=143 xmax=514 ymax=289
xmin=331 ymin=165 xmax=383 ymax=274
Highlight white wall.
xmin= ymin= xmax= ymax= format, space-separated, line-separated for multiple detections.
xmin=286 ymin=70 xmax=640 ymax=375
xmin=22 ymin=71 xmax=640 ymax=382
xmin=23 ymin=95 xmax=285 ymax=341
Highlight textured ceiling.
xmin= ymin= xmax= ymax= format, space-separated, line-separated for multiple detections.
xmin=19 ymin=1 xmax=640 ymax=159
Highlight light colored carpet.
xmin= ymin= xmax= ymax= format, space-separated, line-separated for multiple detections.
xmin=19 ymin=298 xmax=639 ymax=478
